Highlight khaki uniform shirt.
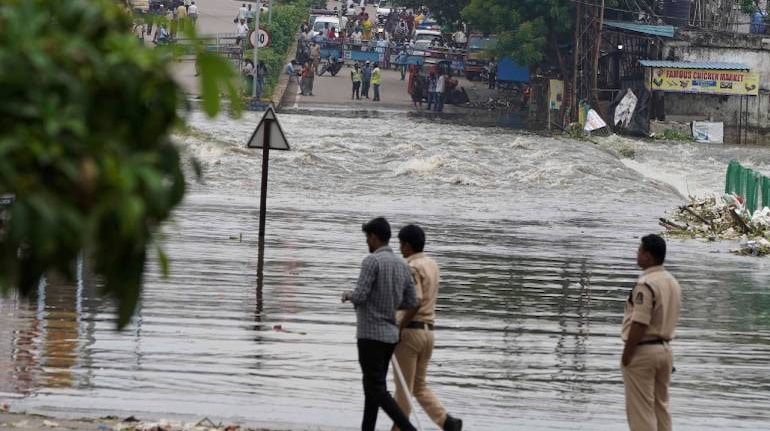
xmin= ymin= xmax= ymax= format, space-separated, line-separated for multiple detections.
xmin=398 ymin=252 xmax=439 ymax=325
xmin=622 ymin=265 xmax=682 ymax=341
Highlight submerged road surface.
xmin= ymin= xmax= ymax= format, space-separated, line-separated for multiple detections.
xmin=2 ymin=114 xmax=770 ymax=430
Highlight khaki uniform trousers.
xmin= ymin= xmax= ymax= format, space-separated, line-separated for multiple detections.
xmin=622 ymin=343 xmax=673 ymax=431
xmin=392 ymin=328 xmax=447 ymax=430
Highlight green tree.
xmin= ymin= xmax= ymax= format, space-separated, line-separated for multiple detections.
xmin=0 ymin=0 xmax=239 ymax=328
xmin=461 ymin=0 xmax=574 ymax=68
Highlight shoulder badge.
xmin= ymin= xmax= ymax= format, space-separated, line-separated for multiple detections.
xmin=635 ymin=292 xmax=644 ymax=304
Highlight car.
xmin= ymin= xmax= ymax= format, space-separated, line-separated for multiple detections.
xmin=310 ymin=16 xmax=347 ymax=38
xmin=410 ymin=40 xmax=432 ymax=56
xmin=376 ymin=0 xmax=393 ymax=16
xmin=413 ymin=29 xmax=441 ymax=44
xmin=376 ymin=0 xmax=394 ymax=19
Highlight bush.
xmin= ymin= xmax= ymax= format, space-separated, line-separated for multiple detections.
xmin=246 ymin=0 xmax=310 ymax=99
xmin=0 ymin=0 xmax=238 ymax=328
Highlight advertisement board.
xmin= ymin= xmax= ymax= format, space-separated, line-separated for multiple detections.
xmin=647 ymin=67 xmax=759 ymax=96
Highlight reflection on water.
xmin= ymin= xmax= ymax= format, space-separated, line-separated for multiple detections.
xmin=1 ymin=112 xmax=770 ymax=430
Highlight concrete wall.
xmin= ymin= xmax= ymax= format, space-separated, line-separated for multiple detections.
xmin=660 ymin=29 xmax=770 ymax=143
xmin=664 ymin=90 xmax=770 ymax=144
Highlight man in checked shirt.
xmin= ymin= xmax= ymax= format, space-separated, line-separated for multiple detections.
xmin=343 ymin=217 xmax=419 ymax=431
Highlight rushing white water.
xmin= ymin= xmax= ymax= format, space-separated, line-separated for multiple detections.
xmin=2 ymin=110 xmax=770 ymax=430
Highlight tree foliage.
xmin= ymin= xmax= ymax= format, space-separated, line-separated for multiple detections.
xmin=462 ymin=0 xmax=574 ymax=66
xmin=0 ymin=0 xmax=239 ymax=328
xmin=252 ymin=0 xmax=310 ymax=99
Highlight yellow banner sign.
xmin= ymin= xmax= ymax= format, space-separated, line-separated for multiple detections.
xmin=648 ymin=67 xmax=759 ymax=96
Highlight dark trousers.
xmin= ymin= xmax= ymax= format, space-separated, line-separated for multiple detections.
xmin=488 ymin=73 xmax=496 ymax=89
xmin=427 ymin=91 xmax=436 ymax=110
xmin=362 ymin=80 xmax=371 ymax=98
xmin=373 ymin=84 xmax=380 ymax=101
xmin=435 ymin=92 xmax=444 ymax=112
xmin=352 ymin=81 xmax=361 ymax=99
xmin=357 ymin=339 xmax=416 ymax=431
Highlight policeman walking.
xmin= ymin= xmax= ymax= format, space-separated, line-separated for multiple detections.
xmin=621 ymin=234 xmax=682 ymax=431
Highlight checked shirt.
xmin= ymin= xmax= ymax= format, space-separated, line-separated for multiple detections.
xmin=351 ymin=246 xmax=419 ymax=344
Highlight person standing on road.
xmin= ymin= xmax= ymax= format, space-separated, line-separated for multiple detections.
xmin=235 ymin=19 xmax=249 ymax=46
xmin=372 ymin=62 xmax=382 ymax=102
xmin=285 ymin=59 xmax=301 ymax=89
xmin=361 ymin=61 xmax=373 ymax=99
xmin=410 ymin=72 xmax=424 ymax=109
xmin=351 ymin=63 xmax=362 ymax=100
xmin=396 ymin=50 xmax=408 ymax=80
xmin=622 ymin=234 xmax=682 ymax=431
xmin=246 ymin=4 xmax=255 ymax=25
xmin=300 ymin=62 xmax=315 ymax=96
xmin=426 ymin=72 xmax=437 ymax=111
xmin=188 ymin=1 xmax=198 ymax=26
xmin=241 ymin=58 xmax=255 ymax=96
xmin=342 ymin=217 xmax=419 ymax=431
xmin=487 ymin=57 xmax=497 ymax=89
xmin=309 ymin=41 xmax=321 ymax=71
xmin=392 ymin=225 xmax=463 ymax=431
xmin=434 ymin=72 xmax=446 ymax=112
xmin=255 ymin=60 xmax=267 ymax=99
xmin=238 ymin=3 xmax=248 ymax=21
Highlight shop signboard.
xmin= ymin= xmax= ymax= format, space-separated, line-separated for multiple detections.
xmin=646 ymin=67 xmax=759 ymax=96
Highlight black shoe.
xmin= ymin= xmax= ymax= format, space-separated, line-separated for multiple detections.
xmin=443 ymin=414 xmax=462 ymax=431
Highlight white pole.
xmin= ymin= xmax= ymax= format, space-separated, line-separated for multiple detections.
xmin=391 ymin=357 xmax=425 ymax=431
xmin=252 ymin=5 xmax=260 ymax=98
xmin=268 ymin=0 xmax=272 ymax=24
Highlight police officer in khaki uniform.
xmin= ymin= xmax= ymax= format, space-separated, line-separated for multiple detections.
xmin=622 ymin=234 xmax=682 ymax=431
xmin=393 ymin=224 xmax=462 ymax=431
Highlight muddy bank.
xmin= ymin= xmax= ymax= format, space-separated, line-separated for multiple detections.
xmin=0 ymin=412 xmax=286 ymax=431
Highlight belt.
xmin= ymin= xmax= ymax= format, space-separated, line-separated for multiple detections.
xmin=406 ymin=321 xmax=434 ymax=331
xmin=637 ymin=338 xmax=668 ymax=346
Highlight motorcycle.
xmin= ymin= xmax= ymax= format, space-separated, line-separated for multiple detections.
xmin=318 ymin=56 xmax=344 ymax=76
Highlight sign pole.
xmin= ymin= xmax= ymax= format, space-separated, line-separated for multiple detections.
xmin=252 ymin=7 xmax=260 ymax=98
xmin=258 ymin=118 xmax=272 ymax=241
xmin=246 ymin=107 xmax=289 ymax=284
xmin=256 ymin=117 xmax=271 ymax=292
xmin=268 ymin=0 xmax=272 ymax=24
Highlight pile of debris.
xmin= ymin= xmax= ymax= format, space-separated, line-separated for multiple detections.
xmin=659 ymin=194 xmax=770 ymax=256
xmin=465 ymin=97 xmax=523 ymax=111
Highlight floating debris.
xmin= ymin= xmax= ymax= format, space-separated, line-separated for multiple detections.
xmin=660 ymin=194 xmax=770 ymax=256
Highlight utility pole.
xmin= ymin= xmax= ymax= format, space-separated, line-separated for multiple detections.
xmin=268 ymin=0 xmax=272 ymax=24
xmin=591 ymin=0 xmax=605 ymax=109
xmin=252 ymin=5 xmax=260 ymax=98
xmin=571 ymin=0 xmax=581 ymax=122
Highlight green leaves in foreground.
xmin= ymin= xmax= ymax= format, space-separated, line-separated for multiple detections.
xmin=0 ymin=0 xmax=240 ymax=328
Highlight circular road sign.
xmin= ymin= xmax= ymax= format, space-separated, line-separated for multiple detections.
xmin=249 ymin=29 xmax=271 ymax=49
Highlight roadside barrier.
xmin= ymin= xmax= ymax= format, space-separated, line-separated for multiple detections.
xmin=725 ymin=160 xmax=770 ymax=214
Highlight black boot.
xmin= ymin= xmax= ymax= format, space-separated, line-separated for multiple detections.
xmin=443 ymin=414 xmax=462 ymax=431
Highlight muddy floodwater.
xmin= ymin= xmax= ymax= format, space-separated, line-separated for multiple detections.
xmin=2 ymin=110 xmax=770 ymax=430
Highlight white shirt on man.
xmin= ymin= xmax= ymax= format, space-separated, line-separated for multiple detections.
xmin=188 ymin=4 xmax=197 ymax=15
xmin=239 ymin=6 xmax=248 ymax=20
xmin=435 ymin=75 xmax=446 ymax=93
xmin=237 ymin=23 xmax=249 ymax=37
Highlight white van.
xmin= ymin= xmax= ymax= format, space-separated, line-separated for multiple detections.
xmin=311 ymin=16 xmax=348 ymax=38
xmin=413 ymin=29 xmax=441 ymax=43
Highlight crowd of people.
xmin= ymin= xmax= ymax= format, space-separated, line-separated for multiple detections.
xmin=408 ymin=67 xmax=449 ymax=112
xmin=344 ymin=217 xmax=681 ymax=431
xmin=132 ymin=0 xmax=198 ymax=44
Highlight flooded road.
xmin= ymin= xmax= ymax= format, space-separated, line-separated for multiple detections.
xmin=2 ymin=111 xmax=770 ymax=430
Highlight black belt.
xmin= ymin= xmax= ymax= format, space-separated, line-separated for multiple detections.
xmin=406 ymin=321 xmax=434 ymax=331
xmin=637 ymin=338 xmax=668 ymax=346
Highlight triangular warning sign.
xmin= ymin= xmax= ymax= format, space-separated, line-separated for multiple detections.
xmin=246 ymin=106 xmax=290 ymax=150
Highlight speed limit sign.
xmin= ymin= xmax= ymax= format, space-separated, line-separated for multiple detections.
xmin=249 ymin=29 xmax=271 ymax=48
